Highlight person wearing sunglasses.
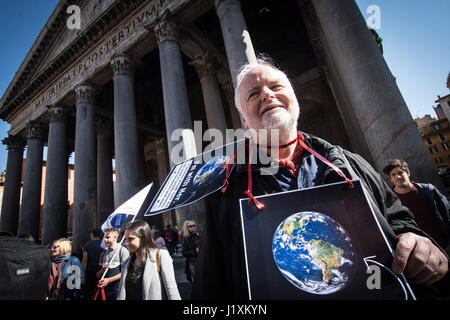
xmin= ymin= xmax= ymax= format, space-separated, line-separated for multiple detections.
xmin=181 ymin=220 xmax=200 ymax=284
xmin=47 ymin=238 xmax=84 ymax=300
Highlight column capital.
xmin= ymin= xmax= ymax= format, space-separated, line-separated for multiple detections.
xmin=189 ymin=52 xmax=217 ymax=78
xmin=26 ymin=121 xmax=44 ymax=140
xmin=155 ymin=137 xmax=166 ymax=154
xmin=46 ymin=104 xmax=66 ymax=123
xmin=154 ymin=15 xmax=178 ymax=44
xmin=111 ymin=53 xmax=133 ymax=77
xmin=2 ymin=135 xmax=26 ymax=152
xmin=221 ymin=79 xmax=235 ymax=97
xmin=75 ymin=83 xmax=96 ymax=105
xmin=95 ymin=116 xmax=113 ymax=135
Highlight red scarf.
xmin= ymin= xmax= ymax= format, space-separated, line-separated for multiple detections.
xmin=276 ymin=132 xmax=305 ymax=177
xmin=48 ymin=262 xmax=64 ymax=300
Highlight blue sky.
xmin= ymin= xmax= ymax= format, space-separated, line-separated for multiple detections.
xmin=0 ymin=1 xmax=449 ymax=172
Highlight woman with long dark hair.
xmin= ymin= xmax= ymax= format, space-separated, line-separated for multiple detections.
xmin=117 ymin=220 xmax=181 ymax=300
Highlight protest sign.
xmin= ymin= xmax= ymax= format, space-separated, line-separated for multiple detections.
xmin=240 ymin=180 xmax=415 ymax=300
xmin=145 ymin=139 xmax=246 ymax=216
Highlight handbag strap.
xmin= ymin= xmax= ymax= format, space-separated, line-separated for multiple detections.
xmin=156 ymin=249 xmax=161 ymax=273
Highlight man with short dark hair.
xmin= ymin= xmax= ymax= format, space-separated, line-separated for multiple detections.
xmin=82 ymin=228 xmax=104 ymax=300
xmin=383 ymin=159 xmax=450 ymax=250
xmin=192 ymin=58 xmax=449 ymax=299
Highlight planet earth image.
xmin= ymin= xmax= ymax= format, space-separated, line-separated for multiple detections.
xmin=192 ymin=155 xmax=230 ymax=187
xmin=272 ymin=211 xmax=356 ymax=295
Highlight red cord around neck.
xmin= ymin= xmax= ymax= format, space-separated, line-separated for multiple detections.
xmin=221 ymin=133 xmax=353 ymax=212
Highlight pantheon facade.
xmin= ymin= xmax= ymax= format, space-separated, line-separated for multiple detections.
xmin=0 ymin=0 xmax=441 ymax=247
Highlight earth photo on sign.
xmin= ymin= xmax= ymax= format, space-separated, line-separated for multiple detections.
xmin=240 ymin=180 xmax=415 ymax=300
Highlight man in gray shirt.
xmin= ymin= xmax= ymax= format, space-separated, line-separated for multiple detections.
xmin=97 ymin=228 xmax=129 ymax=300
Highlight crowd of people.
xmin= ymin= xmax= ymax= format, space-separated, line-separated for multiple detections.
xmin=45 ymin=219 xmax=203 ymax=300
xmin=1 ymin=219 xmax=198 ymax=300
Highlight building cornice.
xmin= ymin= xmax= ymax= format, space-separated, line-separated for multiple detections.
xmin=0 ymin=0 xmax=146 ymax=121
xmin=0 ymin=0 xmax=77 ymax=117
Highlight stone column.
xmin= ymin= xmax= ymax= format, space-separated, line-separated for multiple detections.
xmin=154 ymin=14 xmax=204 ymax=229
xmin=111 ymin=53 xmax=141 ymax=205
xmin=73 ymin=83 xmax=97 ymax=247
xmin=155 ymin=138 xmax=169 ymax=188
xmin=311 ymin=0 xmax=445 ymax=190
xmin=42 ymin=105 xmax=67 ymax=245
xmin=0 ymin=135 xmax=25 ymax=235
xmin=18 ymin=121 xmax=44 ymax=240
xmin=154 ymin=15 xmax=197 ymax=163
xmin=215 ymin=0 xmax=256 ymax=87
xmin=155 ymin=139 xmax=176 ymax=229
xmin=96 ymin=117 xmax=114 ymax=226
xmin=189 ymin=53 xmax=228 ymax=135
xmin=222 ymin=80 xmax=243 ymax=129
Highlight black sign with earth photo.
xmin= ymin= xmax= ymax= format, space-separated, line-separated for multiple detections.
xmin=145 ymin=139 xmax=247 ymax=216
xmin=240 ymin=180 xmax=416 ymax=300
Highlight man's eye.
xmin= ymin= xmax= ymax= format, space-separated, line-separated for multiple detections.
xmin=247 ymin=92 xmax=258 ymax=100
xmin=271 ymin=84 xmax=282 ymax=90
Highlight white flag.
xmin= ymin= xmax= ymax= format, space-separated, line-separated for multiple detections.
xmin=100 ymin=183 xmax=153 ymax=249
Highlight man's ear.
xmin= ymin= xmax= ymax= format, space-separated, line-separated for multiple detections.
xmin=240 ymin=113 xmax=248 ymax=129
xmin=388 ymin=173 xmax=395 ymax=183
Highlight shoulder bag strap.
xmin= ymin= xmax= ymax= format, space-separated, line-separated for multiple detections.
xmin=156 ymin=248 xmax=160 ymax=273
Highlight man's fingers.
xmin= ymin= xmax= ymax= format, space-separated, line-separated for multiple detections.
xmin=392 ymin=234 xmax=416 ymax=274
xmin=409 ymin=253 xmax=440 ymax=284
xmin=403 ymin=238 xmax=431 ymax=278
xmin=393 ymin=232 xmax=449 ymax=285
xmin=410 ymin=259 xmax=447 ymax=285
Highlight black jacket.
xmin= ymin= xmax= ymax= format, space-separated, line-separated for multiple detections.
xmin=191 ymin=133 xmax=443 ymax=300
xmin=182 ymin=232 xmax=200 ymax=258
xmin=414 ymin=182 xmax=450 ymax=243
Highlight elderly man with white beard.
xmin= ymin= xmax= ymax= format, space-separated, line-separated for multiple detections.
xmin=191 ymin=58 xmax=449 ymax=300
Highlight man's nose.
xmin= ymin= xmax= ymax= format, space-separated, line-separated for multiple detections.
xmin=262 ymin=86 xmax=275 ymax=101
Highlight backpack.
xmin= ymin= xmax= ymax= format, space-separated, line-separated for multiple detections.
xmin=0 ymin=236 xmax=50 ymax=299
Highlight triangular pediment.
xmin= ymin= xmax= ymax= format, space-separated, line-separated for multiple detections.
xmin=0 ymin=0 xmax=79 ymax=115
xmin=0 ymin=0 xmax=137 ymax=119
xmin=35 ymin=0 xmax=118 ymax=77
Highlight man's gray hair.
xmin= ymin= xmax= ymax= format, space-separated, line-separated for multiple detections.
xmin=234 ymin=56 xmax=291 ymax=113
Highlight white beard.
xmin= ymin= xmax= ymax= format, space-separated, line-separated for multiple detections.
xmin=255 ymin=105 xmax=299 ymax=146
xmin=261 ymin=104 xmax=299 ymax=135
